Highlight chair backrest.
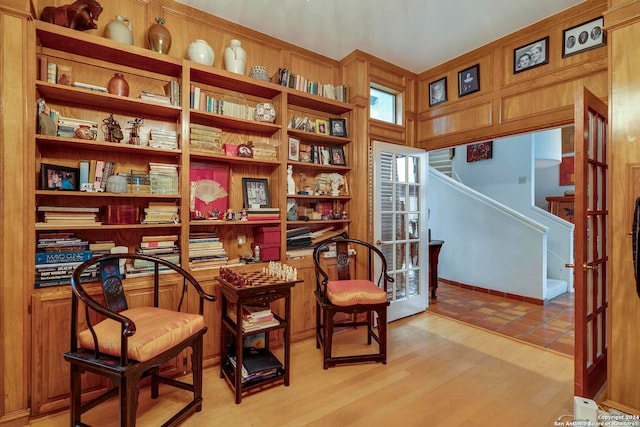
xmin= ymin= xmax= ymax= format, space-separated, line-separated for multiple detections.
xmin=70 ymin=253 xmax=215 ymax=361
xmin=313 ymin=237 xmax=391 ymax=293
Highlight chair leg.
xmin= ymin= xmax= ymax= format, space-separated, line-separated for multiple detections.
xmin=191 ymin=337 xmax=204 ymax=412
xmin=377 ymin=308 xmax=388 ymax=364
xmin=69 ymin=363 xmax=82 ymax=427
xmin=120 ymin=373 xmax=140 ymax=427
xmin=367 ymin=311 xmax=373 ymax=345
xmin=150 ymin=366 xmax=160 ymax=399
xmin=315 ymin=299 xmax=321 ymax=349
xmin=324 ymin=309 xmax=334 ymax=370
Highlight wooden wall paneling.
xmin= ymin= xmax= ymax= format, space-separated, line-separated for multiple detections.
xmin=604 ymin=2 xmax=640 ymax=412
xmin=0 ymin=7 xmax=32 ymax=427
xmin=416 ymin=0 xmax=608 ymax=151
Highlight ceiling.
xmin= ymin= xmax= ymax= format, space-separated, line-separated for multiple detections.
xmin=176 ymin=0 xmax=584 ymax=73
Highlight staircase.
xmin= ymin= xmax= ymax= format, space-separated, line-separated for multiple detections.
xmin=546 ymin=278 xmax=569 ymax=301
xmin=429 ymin=149 xmax=453 ymax=177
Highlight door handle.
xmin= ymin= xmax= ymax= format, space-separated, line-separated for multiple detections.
xmin=375 ymin=240 xmax=382 ymax=246
xmin=583 ymin=263 xmax=597 ymax=271
xmin=565 ymin=263 xmax=575 ymax=268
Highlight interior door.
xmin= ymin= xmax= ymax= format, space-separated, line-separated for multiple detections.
xmin=574 ymin=86 xmax=608 ymax=398
xmin=372 ymin=141 xmax=428 ymax=321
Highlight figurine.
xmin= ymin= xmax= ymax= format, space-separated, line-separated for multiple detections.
xmin=241 ymin=209 xmax=248 ymax=221
xmin=40 ymin=0 xmax=103 ymax=31
xmin=225 ymin=209 xmax=234 ymax=221
xmin=102 ymin=113 xmax=123 ymax=143
xmin=127 ymin=118 xmax=144 ymax=145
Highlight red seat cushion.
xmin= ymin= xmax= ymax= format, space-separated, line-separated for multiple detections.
xmin=78 ymin=307 xmax=205 ymax=362
xmin=326 ymin=279 xmax=387 ymax=306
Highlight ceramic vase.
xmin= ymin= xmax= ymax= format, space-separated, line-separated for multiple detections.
xmin=104 ymin=15 xmax=133 ymax=45
xmin=224 ymin=39 xmax=247 ymax=75
xmin=107 ymin=73 xmax=129 ymax=96
xmin=187 ymin=39 xmax=214 ymax=66
xmin=148 ymin=17 xmax=171 ymax=54
xmin=254 ymin=103 xmax=276 ymax=123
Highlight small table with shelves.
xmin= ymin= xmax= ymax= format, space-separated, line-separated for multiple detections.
xmin=217 ymin=270 xmax=301 ymax=403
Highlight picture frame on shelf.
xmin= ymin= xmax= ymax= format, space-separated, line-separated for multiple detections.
xmin=329 ymin=146 xmax=346 ymax=166
xmin=288 ymin=136 xmax=300 ymax=161
xmin=513 ymin=36 xmax=549 ymax=74
xmin=562 ymin=16 xmax=605 ymax=58
xmin=242 ymin=178 xmax=271 ymax=208
xmin=315 ymin=119 xmax=329 ymax=135
xmin=40 ymin=163 xmax=79 ymax=190
xmin=329 ymin=118 xmax=347 ymax=137
xmin=458 ymin=64 xmax=480 ymax=97
xmin=189 ymin=162 xmax=230 ymax=220
xmin=428 ymin=77 xmax=447 ymax=107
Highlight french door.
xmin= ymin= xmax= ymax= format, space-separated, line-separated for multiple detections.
xmin=372 ymin=141 xmax=428 ymax=321
xmin=574 ymin=86 xmax=608 ymax=398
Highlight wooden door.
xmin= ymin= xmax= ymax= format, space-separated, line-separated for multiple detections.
xmin=574 ymin=86 xmax=608 ymax=398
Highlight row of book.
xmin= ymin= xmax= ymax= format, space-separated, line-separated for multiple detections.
xmin=189 ymin=123 xmax=224 ymax=154
xmin=38 ymin=205 xmax=101 ymax=226
xmin=130 ymin=234 xmax=180 ymax=276
xmin=274 ymin=68 xmax=350 ymax=102
xmin=142 ymin=202 xmax=179 ymax=224
xmin=148 ymin=128 xmax=179 ymax=150
xmin=79 ymin=159 xmax=116 ymax=192
xmin=149 ymin=163 xmax=179 ymax=195
xmin=188 ymin=232 xmax=229 ymax=269
xmin=189 ymin=85 xmax=256 ymax=120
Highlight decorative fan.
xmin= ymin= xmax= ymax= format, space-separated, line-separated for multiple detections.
xmin=190 ymin=179 xmax=227 ymax=209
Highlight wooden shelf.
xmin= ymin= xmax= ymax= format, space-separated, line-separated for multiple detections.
xmin=36 ymin=135 xmax=182 ymax=157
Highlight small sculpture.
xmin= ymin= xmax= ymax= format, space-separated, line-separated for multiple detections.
xmin=127 ymin=118 xmax=144 ymax=145
xmin=287 ymin=165 xmax=296 ymax=195
xmin=102 ymin=113 xmax=123 ymax=143
xmin=40 ymin=0 xmax=103 ymax=31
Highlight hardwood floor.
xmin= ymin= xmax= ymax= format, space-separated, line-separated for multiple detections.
xmin=30 ymin=312 xmax=574 ymax=427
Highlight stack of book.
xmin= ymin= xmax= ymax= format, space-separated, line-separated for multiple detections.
xmin=189 ymin=123 xmax=224 ymax=154
xmin=247 ymin=207 xmax=280 ymax=221
xmin=188 ymin=232 xmax=229 ymax=269
xmin=227 ymin=304 xmax=279 ymax=332
xmin=38 ymin=206 xmax=101 ymax=226
xmin=89 ymin=240 xmax=115 ymax=257
xmin=35 ymin=233 xmax=96 ymax=288
xmin=286 ymin=227 xmax=313 ymax=249
xmin=149 ymin=163 xmax=179 ymax=195
xmin=141 ymin=202 xmax=179 ymax=224
xmin=251 ymin=139 xmax=278 ymax=161
xmin=148 ymin=128 xmax=179 ymax=150
xmin=228 ymin=349 xmax=282 ymax=384
xmin=130 ymin=235 xmax=180 ymax=276
xmin=140 ymin=91 xmax=172 ymax=105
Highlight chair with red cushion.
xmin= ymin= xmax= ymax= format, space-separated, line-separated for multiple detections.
xmin=313 ymin=237 xmax=393 ymax=369
xmin=64 ymin=253 xmax=216 ymax=427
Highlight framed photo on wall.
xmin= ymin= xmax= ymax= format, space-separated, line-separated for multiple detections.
xmin=428 ymin=77 xmax=447 ymax=107
xmin=466 ymin=141 xmax=493 ymax=162
xmin=40 ymin=163 xmax=79 ymax=190
xmin=242 ymin=178 xmax=271 ymax=208
xmin=562 ymin=16 xmax=606 ymax=58
xmin=458 ymin=64 xmax=479 ymax=97
xmin=513 ymin=36 xmax=549 ymax=74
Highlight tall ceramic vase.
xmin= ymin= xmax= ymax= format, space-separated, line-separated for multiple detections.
xmin=224 ymin=39 xmax=247 ymax=75
xmin=148 ymin=17 xmax=171 ymax=54
xmin=187 ymin=39 xmax=214 ymax=66
xmin=104 ymin=16 xmax=133 ymax=45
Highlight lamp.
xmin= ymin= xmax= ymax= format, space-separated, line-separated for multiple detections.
xmin=534 ymin=128 xmax=562 ymax=168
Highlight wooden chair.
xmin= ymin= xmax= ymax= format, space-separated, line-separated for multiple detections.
xmin=64 ymin=253 xmax=216 ymax=427
xmin=313 ymin=237 xmax=393 ymax=369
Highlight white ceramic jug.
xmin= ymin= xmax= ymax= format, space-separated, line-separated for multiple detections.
xmin=105 ymin=16 xmax=133 ymax=45
xmin=224 ymin=39 xmax=247 ymax=75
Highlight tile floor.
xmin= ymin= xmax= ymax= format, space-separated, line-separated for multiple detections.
xmin=427 ymin=281 xmax=574 ymax=356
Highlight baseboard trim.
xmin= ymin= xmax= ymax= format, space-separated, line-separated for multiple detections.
xmin=439 ymin=278 xmax=545 ymax=305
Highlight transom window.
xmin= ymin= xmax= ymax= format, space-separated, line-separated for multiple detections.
xmin=370 ymin=84 xmax=402 ymax=125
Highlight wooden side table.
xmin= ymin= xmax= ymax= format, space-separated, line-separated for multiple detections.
xmin=429 ymin=240 xmax=444 ymax=299
xmin=217 ymin=273 xmax=300 ymax=404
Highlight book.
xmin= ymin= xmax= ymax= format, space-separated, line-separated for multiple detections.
xmin=79 ymin=160 xmax=90 ymax=186
xmin=140 ymin=240 xmax=176 ymax=249
xmin=72 ymin=81 xmax=108 ymax=92
xmin=89 ymin=241 xmax=115 ymax=251
xmin=242 ymin=349 xmax=282 ymax=374
xmin=142 ymin=234 xmax=179 ymax=242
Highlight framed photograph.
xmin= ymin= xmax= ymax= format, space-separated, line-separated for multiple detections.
xmin=562 ymin=16 xmax=606 ymax=58
xmin=242 ymin=178 xmax=271 ymax=208
xmin=466 ymin=141 xmax=493 ymax=162
xmin=315 ymin=119 xmax=329 ymax=135
xmin=40 ymin=163 xmax=79 ymax=190
xmin=513 ymin=36 xmax=549 ymax=74
xmin=428 ymin=77 xmax=447 ymax=107
xmin=329 ymin=118 xmax=347 ymax=137
xmin=458 ymin=64 xmax=480 ymax=97
xmin=288 ymin=136 xmax=300 ymax=161
xmin=329 ymin=146 xmax=346 ymax=166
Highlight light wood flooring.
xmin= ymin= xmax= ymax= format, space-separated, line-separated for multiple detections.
xmin=30 ymin=312 xmax=574 ymax=427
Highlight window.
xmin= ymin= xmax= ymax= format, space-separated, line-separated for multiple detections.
xmin=370 ymin=84 xmax=402 ymax=125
